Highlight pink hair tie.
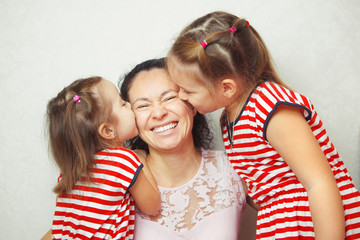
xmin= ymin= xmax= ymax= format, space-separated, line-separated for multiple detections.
xmin=228 ymin=27 xmax=237 ymax=34
xmin=73 ymin=95 xmax=81 ymax=103
xmin=200 ymin=40 xmax=208 ymax=48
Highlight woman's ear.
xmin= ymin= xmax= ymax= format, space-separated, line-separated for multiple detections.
xmin=98 ymin=122 xmax=115 ymax=140
xmin=186 ymin=101 xmax=198 ymax=116
xmin=192 ymin=105 xmax=197 ymax=116
xmin=220 ymin=79 xmax=238 ymax=98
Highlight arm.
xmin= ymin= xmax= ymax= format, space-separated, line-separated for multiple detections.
xmin=241 ymin=178 xmax=260 ymax=211
xmin=266 ymin=105 xmax=344 ymax=240
xmin=41 ymin=229 xmax=52 ymax=240
xmin=133 ymin=150 xmax=159 ymax=192
xmin=130 ymin=150 xmax=161 ymax=216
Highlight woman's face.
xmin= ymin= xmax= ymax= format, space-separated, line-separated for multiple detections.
xmin=128 ymin=68 xmax=196 ymax=152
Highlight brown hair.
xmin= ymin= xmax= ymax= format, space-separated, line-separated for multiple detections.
xmin=167 ymin=11 xmax=285 ymax=91
xmin=46 ymin=77 xmax=111 ymax=195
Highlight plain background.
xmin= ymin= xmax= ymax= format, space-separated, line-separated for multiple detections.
xmin=1 ymin=0 xmax=359 ymax=239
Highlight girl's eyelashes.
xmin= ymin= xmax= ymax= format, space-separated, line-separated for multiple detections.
xmin=181 ymin=88 xmax=192 ymax=95
xmin=119 ymin=94 xmax=128 ymax=106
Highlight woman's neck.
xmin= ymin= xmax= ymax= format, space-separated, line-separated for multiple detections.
xmin=146 ymin=143 xmax=202 ymax=188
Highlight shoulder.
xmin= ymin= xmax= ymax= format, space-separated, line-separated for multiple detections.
xmin=201 ymin=149 xmax=227 ymax=162
xmin=95 ymin=147 xmax=142 ymax=168
xmin=254 ymin=81 xmax=312 ymax=107
xmin=201 ymin=149 xmax=247 ymax=203
xmin=252 ymin=81 xmax=288 ymax=100
xmin=201 ymin=149 xmax=233 ymax=174
xmin=102 ymin=147 xmax=138 ymax=158
xmin=252 ymin=81 xmax=312 ymax=120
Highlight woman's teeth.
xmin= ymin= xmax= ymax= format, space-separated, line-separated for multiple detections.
xmin=152 ymin=123 xmax=177 ymax=133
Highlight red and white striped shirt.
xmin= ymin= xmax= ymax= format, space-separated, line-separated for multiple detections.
xmin=52 ymin=147 xmax=143 ymax=240
xmin=223 ymin=81 xmax=360 ymax=239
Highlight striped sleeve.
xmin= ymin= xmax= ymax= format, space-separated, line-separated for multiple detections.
xmin=52 ymin=147 xmax=142 ymax=240
xmin=254 ymin=81 xmax=313 ymax=141
xmin=94 ymin=147 xmax=143 ymax=193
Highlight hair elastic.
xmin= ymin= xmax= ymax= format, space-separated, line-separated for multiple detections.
xmin=246 ymin=20 xmax=250 ymax=26
xmin=200 ymin=40 xmax=208 ymax=48
xmin=228 ymin=27 xmax=237 ymax=34
xmin=73 ymin=95 xmax=81 ymax=103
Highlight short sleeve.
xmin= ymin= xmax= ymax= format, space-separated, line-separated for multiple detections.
xmin=94 ymin=147 xmax=143 ymax=193
xmin=53 ymin=147 xmax=142 ymax=239
xmin=253 ymin=81 xmax=313 ymax=141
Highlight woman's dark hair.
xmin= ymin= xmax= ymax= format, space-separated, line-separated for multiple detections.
xmin=119 ymin=58 xmax=213 ymax=153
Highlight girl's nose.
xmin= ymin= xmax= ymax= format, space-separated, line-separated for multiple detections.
xmin=178 ymin=88 xmax=188 ymax=101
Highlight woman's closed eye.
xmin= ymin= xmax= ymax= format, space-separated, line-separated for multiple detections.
xmin=164 ymin=96 xmax=177 ymax=102
xmin=134 ymin=103 xmax=149 ymax=110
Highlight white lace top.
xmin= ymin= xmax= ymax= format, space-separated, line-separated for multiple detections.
xmin=134 ymin=149 xmax=246 ymax=240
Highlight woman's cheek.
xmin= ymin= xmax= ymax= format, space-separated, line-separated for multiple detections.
xmin=134 ymin=111 xmax=149 ymax=132
xmin=167 ymin=100 xmax=189 ymax=112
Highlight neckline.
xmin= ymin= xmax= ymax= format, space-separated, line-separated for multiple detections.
xmin=225 ymin=81 xmax=266 ymax=144
xmin=158 ymin=150 xmax=204 ymax=191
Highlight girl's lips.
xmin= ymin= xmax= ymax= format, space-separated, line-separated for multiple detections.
xmin=152 ymin=122 xmax=178 ymax=133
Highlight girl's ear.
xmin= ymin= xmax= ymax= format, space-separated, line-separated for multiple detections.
xmin=220 ymin=79 xmax=238 ymax=98
xmin=98 ymin=122 xmax=115 ymax=140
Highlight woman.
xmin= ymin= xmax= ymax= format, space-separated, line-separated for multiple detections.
xmin=42 ymin=58 xmax=247 ymax=240
xmin=119 ymin=58 xmax=247 ymax=239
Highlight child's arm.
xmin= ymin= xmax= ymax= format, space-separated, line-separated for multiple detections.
xmin=41 ymin=229 xmax=52 ymax=240
xmin=267 ymin=105 xmax=344 ymax=240
xmin=129 ymin=150 xmax=161 ymax=216
xmin=133 ymin=150 xmax=159 ymax=192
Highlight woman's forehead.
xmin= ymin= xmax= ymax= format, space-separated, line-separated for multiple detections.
xmin=129 ymin=69 xmax=179 ymax=99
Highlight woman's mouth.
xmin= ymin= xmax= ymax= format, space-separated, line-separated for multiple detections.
xmin=152 ymin=122 xmax=178 ymax=133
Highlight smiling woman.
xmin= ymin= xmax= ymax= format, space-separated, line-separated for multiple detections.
xmin=128 ymin=67 xmax=196 ymax=153
xmin=119 ymin=58 xmax=248 ymax=239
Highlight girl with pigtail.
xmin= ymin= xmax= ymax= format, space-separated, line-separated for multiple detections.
xmin=45 ymin=77 xmax=160 ymax=240
xmin=167 ymin=11 xmax=360 ymax=239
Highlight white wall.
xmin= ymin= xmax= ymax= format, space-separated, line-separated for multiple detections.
xmin=1 ymin=0 xmax=359 ymax=239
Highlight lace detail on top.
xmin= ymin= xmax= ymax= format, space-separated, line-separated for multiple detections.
xmin=135 ymin=149 xmax=245 ymax=233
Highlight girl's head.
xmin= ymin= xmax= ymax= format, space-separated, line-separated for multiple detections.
xmin=167 ymin=11 xmax=282 ymax=114
xmin=47 ymin=77 xmax=137 ymax=194
xmin=119 ymin=58 xmax=212 ymax=153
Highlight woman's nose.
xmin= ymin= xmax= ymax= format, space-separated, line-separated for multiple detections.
xmin=151 ymin=104 xmax=167 ymax=119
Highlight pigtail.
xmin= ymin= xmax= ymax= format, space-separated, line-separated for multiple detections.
xmin=47 ymin=77 xmax=107 ymax=195
xmin=168 ymin=11 xmax=286 ymax=88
